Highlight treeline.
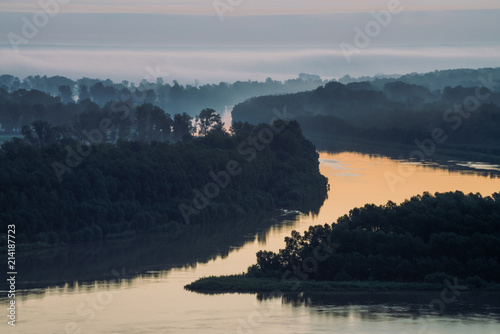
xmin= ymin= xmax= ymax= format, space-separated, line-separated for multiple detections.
xmin=0 ymin=73 xmax=326 ymax=125
xmin=249 ymin=191 xmax=500 ymax=286
xmin=338 ymin=67 xmax=500 ymax=92
xmin=296 ymin=103 xmax=500 ymax=156
xmin=232 ymin=75 xmax=500 ymax=157
xmin=232 ymin=80 xmax=500 ymax=127
xmin=0 ymin=85 xmax=221 ymax=142
xmin=0 ymin=120 xmax=328 ymax=248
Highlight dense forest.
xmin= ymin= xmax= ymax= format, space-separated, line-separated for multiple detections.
xmin=0 ymin=118 xmax=328 ymax=248
xmin=247 ymin=191 xmax=500 ymax=286
xmin=232 ymin=77 xmax=500 ymax=128
xmin=232 ymin=69 xmax=500 ymax=161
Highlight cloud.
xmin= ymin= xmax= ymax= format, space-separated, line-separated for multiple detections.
xmin=1 ymin=10 xmax=498 ymax=49
xmin=0 ymin=4 xmax=498 ymax=84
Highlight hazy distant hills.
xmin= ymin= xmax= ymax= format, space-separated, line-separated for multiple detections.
xmin=2 ymin=67 xmax=500 ymax=159
xmin=337 ymin=67 xmax=500 ymax=92
xmin=232 ymin=68 xmax=500 ymax=160
xmin=233 ymin=67 xmax=500 ymax=126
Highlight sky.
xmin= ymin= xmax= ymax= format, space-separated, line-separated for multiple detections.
xmin=0 ymin=0 xmax=499 ymax=83
xmin=2 ymin=0 xmax=500 ymax=14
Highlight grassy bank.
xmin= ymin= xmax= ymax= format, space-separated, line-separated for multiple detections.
xmin=184 ymin=275 xmax=500 ymax=294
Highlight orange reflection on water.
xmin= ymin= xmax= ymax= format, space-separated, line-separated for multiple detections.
xmin=203 ymin=151 xmax=500 ymax=266
xmin=309 ymin=151 xmax=500 ymax=227
xmin=12 ymin=151 xmax=500 ymax=334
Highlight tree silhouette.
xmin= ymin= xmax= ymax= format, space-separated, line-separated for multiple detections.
xmin=58 ymin=85 xmax=73 ymax=104
xmin=172 ymin=112 xmax=194 ymax=141
xmin=196 ymin=108 xmax=224 ymax=136
xmin=21 ymin=120 xmax=57 ymax=148
xmin=79 ymin=85 xmax=90 ymax=101
xmin=136 ymin=103 xmax=172 ymax=142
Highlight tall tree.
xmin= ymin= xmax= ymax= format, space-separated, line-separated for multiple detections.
xmin=90 ymin=83 xmax=116 ymax=106
xmin=136 ymin=104 xmax=172 ymax=142
xmin=21 ymin=120 xmax=57 ymax=148
xmin=59 ymin=85 xmax=73 ymax=104
xmin=172 ymin=112 xmax=194 ymax=141
xmin=196 ymin=108 xmax=224 ymax=136
xmin=79 ymin=85 xmax=90 ymax=101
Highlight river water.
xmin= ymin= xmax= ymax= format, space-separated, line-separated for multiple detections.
xmin=3 ymin=152 xmax=500 ymax=333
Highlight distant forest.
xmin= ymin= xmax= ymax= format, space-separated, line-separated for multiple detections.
xmin=249 ymin=191 xmax=500 ymax=286
xmin=232 ymin=68 xmax=500 ymax=160
xmin=2 ymin=68 xmax=500 ymax=158
xmin=337 ymin=68 xmax=500 ymax=92
xmin=0 ymin=73 xmax=325 ymax=133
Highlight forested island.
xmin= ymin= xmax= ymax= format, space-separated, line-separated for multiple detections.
xmin=0 ymin=116 xmax=328 ymax=249
xmin=186 ymin=191 xmax=500 ymax=292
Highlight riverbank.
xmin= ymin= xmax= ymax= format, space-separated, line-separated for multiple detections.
xmin=185 ymin=275 xmax=500 ymax=294
xmin=304 ymin=131 xmax=500 ymax=167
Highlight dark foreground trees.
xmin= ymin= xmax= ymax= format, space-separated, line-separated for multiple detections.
xmin=0 ymin=120 xmax=328 ymax=248
xmin=249 ymin=191 xmax=500 ymax=285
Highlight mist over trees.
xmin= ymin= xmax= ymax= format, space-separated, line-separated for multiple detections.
xmin=233 ymin=78 xmax=500 ymax=127
xmin=337 ymin=68 xmax=500 ymax=92
xmin=3 ymin=68 xmax=499 ymax=147
xmin=0 ymin=89 xmax=195 ymax=143
xmin=232 ymin=68 xmax=500 ymax=159
xmin=0 ymin=73 xmax=326 ymax=125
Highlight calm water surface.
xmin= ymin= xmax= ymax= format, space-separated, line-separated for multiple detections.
xmin=3 ymin=152 xmax=500 ymax=334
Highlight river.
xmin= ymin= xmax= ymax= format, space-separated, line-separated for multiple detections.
xmin=3 ymin=151 xmax=500 ymax=333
